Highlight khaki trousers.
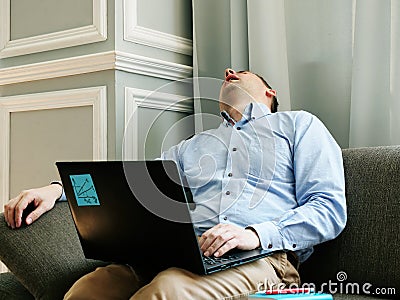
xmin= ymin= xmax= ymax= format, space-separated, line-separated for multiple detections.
xmin=64 ymin=252 xmax=300 ymax=300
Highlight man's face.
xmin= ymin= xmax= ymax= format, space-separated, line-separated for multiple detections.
xmin=219 ymin=69 xmax=268 ymax=109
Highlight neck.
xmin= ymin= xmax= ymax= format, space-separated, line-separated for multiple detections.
xmin=220 ymin=101 xmax=250 ymax=122
xmin=226 ymin=107 xmax=242 ymax=122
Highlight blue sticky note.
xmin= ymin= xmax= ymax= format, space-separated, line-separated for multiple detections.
xmin=248 ymin=293 xmax=333 ymax=299
xmin=70 ymin=174 xmax=100 ymax=206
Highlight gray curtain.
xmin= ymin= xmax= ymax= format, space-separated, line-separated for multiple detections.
xmin=193 ymin=0 xmax=400 ymax=148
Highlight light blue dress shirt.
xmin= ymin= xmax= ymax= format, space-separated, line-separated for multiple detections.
xmin=160 ymin=103 xmax=347 ymax=263
xmin=58 ymin=102 xmax=346 ymax=263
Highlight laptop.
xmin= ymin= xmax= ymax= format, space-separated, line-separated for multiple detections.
xmin=56 ymin=160 xmax=272 ymax=277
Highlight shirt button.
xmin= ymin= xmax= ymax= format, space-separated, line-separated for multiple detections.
xmin=223 ymin=216 xmax=228 ymax=221
xmin=252 ymin=116 xmax=255 ymax=120
xmin=225 ymin=191 xmax=231 ymax=195
xmin=232 ymin=147 xmax=237 ymax=151
xmin=228 ymin=173 xmax=233 ymax=177
xmin=293 ymin=244 xmax=297 ymax=248
xmin=237 ymin=127 xmax=241 ymax=130
xmin=268 ymin=244 xmax=273 ymax=249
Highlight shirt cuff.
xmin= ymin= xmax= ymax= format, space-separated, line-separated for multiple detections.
xmin=50 ymin=181 xmax=67 ymax=201
xmin=247 ymin=221 xmax=283 ymax=252
xmin=59 ymin=190 xmax=67 ymax=201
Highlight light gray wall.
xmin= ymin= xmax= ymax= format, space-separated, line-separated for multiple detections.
xmin=137 ymin=0 xmax=192 ymax=40
xmin=138 ymin=107 xmax=194 ymax=159
xmin=115 ymin=70 xmax=194 ymax=160
xmin=9 ymin=106 xmax=93 ymax=198
xmin=0 ymin=71 xmax=116 ymax=199
xmin=11 ymin=0 xmax=93 ymax=40
xmin=0 ymin=0 xmax=115 ymax=68
xmin=115 ymin=0 xmax=192 ymax=66
xmin=0 ymin=0 xmax=193 ymax=208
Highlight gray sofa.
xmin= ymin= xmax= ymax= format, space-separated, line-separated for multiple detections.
xmin=0 ymin=146 xmax=399 ymax=300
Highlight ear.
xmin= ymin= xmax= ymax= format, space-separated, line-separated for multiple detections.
xmin=266 ymin=89 xmax=277 ymax=98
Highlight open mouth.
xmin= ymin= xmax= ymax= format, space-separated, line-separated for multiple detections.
xmin=225 ymin=74 xmax=240 ymax=82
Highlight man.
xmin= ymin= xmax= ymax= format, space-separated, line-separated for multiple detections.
xmin=4 ymin=68 xmax=347 ymax=299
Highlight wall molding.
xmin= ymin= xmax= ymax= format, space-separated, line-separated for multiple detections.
xmin=0 ymin=51 xmax=115 ymax=85
xmin=115 ymin=51 xmax=192 ymax=81
xmin=123 ymin=0 xmax=192 ymax=55
xmin=0 ymin=0 xmax=107 ymax=58
xmin=0 ymin=51 xmax=193 ymax=85
xmin=124 ymin=87 xmax=193 ymax=160
xmin=0 ymin=86 xmax=107 ymax=216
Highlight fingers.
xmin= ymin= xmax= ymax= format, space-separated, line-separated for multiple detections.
xmin=199 ymin=224 xmax=261 ymax=257
xmin=4 ymin=191 xmax=33 ymax=229
xmin=4 ymin=195 xmax=20 ymax=228
xmin=14 ymin=200 xmax=31 ymax=228
xmin=199 ymin=224 xmax=236 ymax=257
xmin=3 ymin=185 xmax=60 ymax=229
xmin=213 ymin=239 xmax=239 ymax=257
xmin=25 ymin=204 xmax=46 ymax=225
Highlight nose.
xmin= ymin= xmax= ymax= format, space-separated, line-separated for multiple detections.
xmin=225 ymin=68 xmax=236 ymax=79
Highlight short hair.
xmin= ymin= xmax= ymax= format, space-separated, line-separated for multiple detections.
xmin=254 ymin=73 xmax=279 ymax=113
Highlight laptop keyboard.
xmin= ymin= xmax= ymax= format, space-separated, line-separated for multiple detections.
xmin=202 ymin=254 xmax=239 ymax=265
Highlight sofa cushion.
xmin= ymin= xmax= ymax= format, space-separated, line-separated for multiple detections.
xmin=0 ymin=202 xmax=108 ymax=300
xmin=0 ymin=272 xmax=34 ymax=300
xmin=300 ymin=146 xmax=400 ymax=298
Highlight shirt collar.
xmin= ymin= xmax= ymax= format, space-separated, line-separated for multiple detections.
xmin=248 ymin=102 xmax=272 ymax=119
xmin=220 ymin=102 xmax=272 ymax=126
xmin=220 ymin=110 xmax=235 ymax=126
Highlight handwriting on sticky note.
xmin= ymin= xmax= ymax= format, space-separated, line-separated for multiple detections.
xmin=70 ymin=174 xmax=100 ymax=206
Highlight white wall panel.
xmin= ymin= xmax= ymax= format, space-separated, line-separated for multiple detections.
xmin=124 ymin=87 xmax=193 ymax=160
xmin=0 ymin=0 xmax=107 ymax=58
xmin=123 ymin=0 xmax=192 ymax=55
xmin=0 ymin=86 xmax=107 ymax=211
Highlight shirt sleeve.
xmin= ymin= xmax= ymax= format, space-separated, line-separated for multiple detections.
xmin=248 ymin=112 xmax=347 ymax=260
xmin=50 ymin=181 xmax=67 ymax=201
xmin=59 ymin=189 xmax=67 ymax=201
xmin=158 ymin=139 xmax=187 ymax=172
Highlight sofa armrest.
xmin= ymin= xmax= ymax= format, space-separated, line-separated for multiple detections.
xmin=0 ymin=202 xmax=107 ymax=300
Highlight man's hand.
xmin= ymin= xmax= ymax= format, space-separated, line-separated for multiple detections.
xmin=4 ymin=184 xmax=62 ymax=229
xmin=199 ymin=223 xmax=261 ymax=257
